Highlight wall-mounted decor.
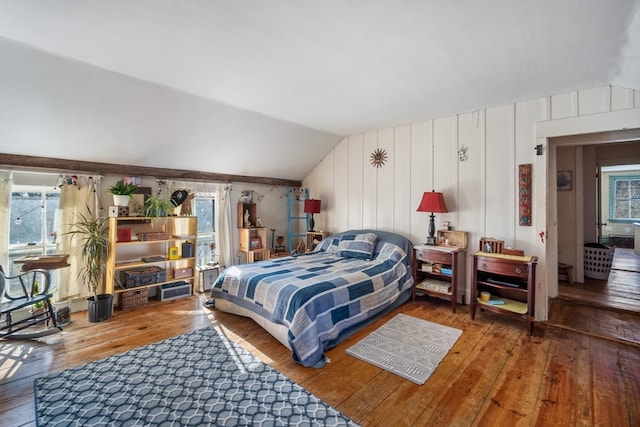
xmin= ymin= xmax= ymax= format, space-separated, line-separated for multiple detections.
xmin=458 ymin=146 xmax=468 ymax=161
xmin=557 ymin=170 xmax=572 ymax=191
xmin=240 ymin=191 xmax=253 ymax=203
xmin=519 ymin=164 xmax=532 ymax=226
xmin=370 ymin=148 xmax=387 ymax=168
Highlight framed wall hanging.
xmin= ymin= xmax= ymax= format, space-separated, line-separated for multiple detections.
xmin=132 ymin=187 xmax=152 ymax=216
xmin=519 ymin=164 xmax=532 ymax=226
xmin=250 ymin=237 xmax=262 ymax=250
xmin=557 ymin=170 xmax=572 ymax=191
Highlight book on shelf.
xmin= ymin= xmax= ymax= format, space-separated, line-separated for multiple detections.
xmin=142 ymin=256 xmax=165 ymax=263
xmin=416 ymin=278 xmax=451 ymax=294
xmin=440 ymin=267 xmax=453 ymax=276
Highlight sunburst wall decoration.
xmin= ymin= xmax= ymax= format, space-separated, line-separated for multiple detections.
xmin=370 ymin=148 xmax=388 ymax=168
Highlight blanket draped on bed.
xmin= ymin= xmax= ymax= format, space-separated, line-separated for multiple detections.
xmin=211 ymin=230 xmax=413 ymax=367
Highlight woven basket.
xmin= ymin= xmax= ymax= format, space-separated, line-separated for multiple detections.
xmin=119 ymin=289 xmax=148 ymax=311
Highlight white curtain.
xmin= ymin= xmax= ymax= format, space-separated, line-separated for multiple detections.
xmin=0 ymin=175 xmax=12 ymax=269
xmin=218 ymin=186 xmax=234 ymax=268
xmin=56 ymin=178 xmax=101 ymax=301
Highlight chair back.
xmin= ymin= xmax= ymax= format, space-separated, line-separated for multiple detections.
xmin=0 ymin=266 xmax=6 ymax=299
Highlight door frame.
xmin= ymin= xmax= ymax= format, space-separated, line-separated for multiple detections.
xmin=536 ymin=108 xmax=640 ymax=322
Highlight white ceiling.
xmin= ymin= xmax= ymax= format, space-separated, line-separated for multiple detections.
xmin=1 ymin=0 xmax=639 ymax=179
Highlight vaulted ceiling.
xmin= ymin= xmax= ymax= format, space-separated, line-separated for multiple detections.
xmin=1 ymin=0 xmax=639 ymax=181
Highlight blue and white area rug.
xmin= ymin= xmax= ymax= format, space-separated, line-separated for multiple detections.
xmin=34 ymin=328 xmax=359 ymax=426
xmin=346 ymin=313 xmax=462 ymax=385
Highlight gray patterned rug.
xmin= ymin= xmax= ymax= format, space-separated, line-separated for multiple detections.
xmin=34 ymin=328 xmax=358 ymax=426
xmin=346 ymin=313 xmax=462 ymax=385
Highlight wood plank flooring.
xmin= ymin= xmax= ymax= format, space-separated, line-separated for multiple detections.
xmin=2 ymin=294 xmax=639 ymax=426
xmin=558 ymin=248 xmax=640 ymax=313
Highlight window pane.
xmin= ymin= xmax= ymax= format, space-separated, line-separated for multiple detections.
xmin=615 ymin=180 xmax=629 ymax=199
xmin=614 ymin=200 xmax=628 ymax=218
xmin=197 ymin=238 xmax=216 ymax=266
xmin=46 ymin=191 xmax=60 ymax=242
xmin=631 ymin=199 xmax=640 ymax=219
xmin=631 ymin=179 xmax=640 ymax=198
xmin=10 ymin=192 xmax=43 ymax=245
xmin=194 ymin=195 xmax=217 ymax=266
xmin=195 ymin=198 xmax=214 ymax=233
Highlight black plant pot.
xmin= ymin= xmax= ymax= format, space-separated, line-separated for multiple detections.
xmin=87 ymin=294 xmax=113 ymax=322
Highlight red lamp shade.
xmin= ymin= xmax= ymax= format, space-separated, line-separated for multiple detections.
xmin=304 ymin=199 xmax=322 ymax=214
xmin=304 ymin=199 xmax=321 ymax=232
xmin=416 ymin=191 xmax=448 ymax=213
xmin=417 ymin=191 xmax=448 ymax=245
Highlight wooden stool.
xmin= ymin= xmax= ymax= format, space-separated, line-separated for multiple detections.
xmin=558 ymin=263 xmax=574 ymax=284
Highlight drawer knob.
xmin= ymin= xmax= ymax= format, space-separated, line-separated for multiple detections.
xmin=482 ymin=263 xmax=487 ymax=269
xmin=515 ymin=268 xmax=522 ymax=274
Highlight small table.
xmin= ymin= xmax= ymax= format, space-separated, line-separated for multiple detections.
xmin=558 ymin=263 xmax=574 ymax=284
xmin=471 ymin=252 xmax=537 ymax=335
xmin=412 ymin=245 xmax=465 ymax=313
xmin=14 ymin=254 xmax=70 ymax=272
xmin=198 ymin=264 xmax=220 ymax=292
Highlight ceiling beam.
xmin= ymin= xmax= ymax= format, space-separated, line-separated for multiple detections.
xmin=0 ymin=154 xmax=302 ymax=187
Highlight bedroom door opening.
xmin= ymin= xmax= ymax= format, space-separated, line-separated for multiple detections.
xmin=555 ymin=141 xmax=640 ymax=314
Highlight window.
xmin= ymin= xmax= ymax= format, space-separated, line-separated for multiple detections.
xmin=609 ymin=175 xmax=640 ymax=222
xmin=8 ymin=185 xmax=60 ymax=280
xmin=194 ymin=193 xmax=217 ymax=266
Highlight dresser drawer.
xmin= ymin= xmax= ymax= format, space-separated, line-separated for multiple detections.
xmin=476 ymin=258 xmax=529 ymax=279
xmin=415 ymin=249 xmax=451 ymax=264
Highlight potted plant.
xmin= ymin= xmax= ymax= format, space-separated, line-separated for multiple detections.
xmin=108 ymin=179 xmax=138 ymax=207
xmin=67 ymin=209 xmax=112 ymax=322
xmin=141 ymin=194 xmax=176 ymax=217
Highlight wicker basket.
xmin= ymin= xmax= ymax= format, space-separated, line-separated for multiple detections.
xmin=119 ymin=289 xmax=148 ymax=311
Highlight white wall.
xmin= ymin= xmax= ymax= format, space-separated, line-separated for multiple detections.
xmin=0 ymin=38 xmax=340 ymax=181
xmin=304 ymin=85 xmax=640 ymax=321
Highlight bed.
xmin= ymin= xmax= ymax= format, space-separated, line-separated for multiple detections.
xmin=210 ymin=229 xmax=414 ymax=367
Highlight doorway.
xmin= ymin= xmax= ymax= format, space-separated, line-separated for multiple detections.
xmin=558 ymin=248 xmax=640 ymax=312
xmin=555 ymin=141 xmax=640 ymax=313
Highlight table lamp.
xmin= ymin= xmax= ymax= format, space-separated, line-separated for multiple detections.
xmin=304 ymin=199 xmax=321 ymax=232
xmin=417 ymin=191 xmax=448 ymax=245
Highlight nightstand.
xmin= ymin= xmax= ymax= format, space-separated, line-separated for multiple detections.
xmin=412 ymin=245 xmax=465 ymax=313
xmin=471 ymin=252 xmax=537 ymax=335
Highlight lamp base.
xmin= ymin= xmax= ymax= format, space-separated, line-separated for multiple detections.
xmin=426 ymin=212 xmax=437 ymax=245
xmin=308 ymin=214 xmax=315 ymax=232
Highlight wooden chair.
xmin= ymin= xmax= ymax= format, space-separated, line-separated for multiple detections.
xmin=0 ymin=265 xmax=62 ymax=339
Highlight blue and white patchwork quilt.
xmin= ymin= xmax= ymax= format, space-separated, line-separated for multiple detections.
xmin=211 ymin=230 xmax=414 ymax=367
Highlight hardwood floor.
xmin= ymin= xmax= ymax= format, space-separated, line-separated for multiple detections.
xmin=2 ymin=293 xmax=639 ymax=426
xmin=558 ymin=248 xmax=640 ymax=313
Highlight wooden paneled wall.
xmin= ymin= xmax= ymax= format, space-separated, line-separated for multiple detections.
xmin=303 ymin=85 xmax=640 ymax=317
